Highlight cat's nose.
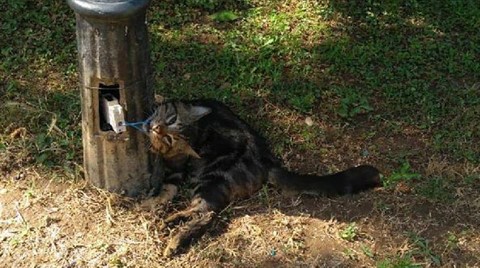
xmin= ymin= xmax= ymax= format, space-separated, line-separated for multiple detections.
xmin=152 ymin=125 xmax=161 ymax=134
xmin=150 ymin=123 xmax=163 ymax=135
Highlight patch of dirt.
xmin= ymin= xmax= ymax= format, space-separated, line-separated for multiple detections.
xmin=304 ymin=220 xmax=353 ymax=267
xmin=1 ymin=167 xmax=479 ymax=267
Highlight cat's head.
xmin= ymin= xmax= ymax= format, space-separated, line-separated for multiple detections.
xmin=145 ymin=101 xmax=210 ymax=156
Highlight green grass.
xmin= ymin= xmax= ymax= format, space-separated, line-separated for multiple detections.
xmin=1 ymin=0 xmax=80 ymax=176
xmin=416 ymin=177 xmax=454 ymax=202
xmin=147 ymin=0 xmax=479 ymax=162
xmin=383 ymin=161 xmax=421 ymax=189
xmin=339 ymin=222 xmax=359 ymax=241
xmin=408 ymin=232 xmax=442 ymax=266
xmin=376 ymin=232 xmax=440 ymax=268
xmin=377 ymin=256 xmax=421 ymax=268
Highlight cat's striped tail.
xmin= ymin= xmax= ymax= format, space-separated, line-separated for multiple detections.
xmin=268 ymin=165 xmax=381 ymax=196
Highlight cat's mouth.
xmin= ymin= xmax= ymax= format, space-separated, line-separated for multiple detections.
xmin=162 ymin=134 xmax=174 ymax=147
xmin=147 ymin=125 xmax=166 ymax=152
xmin=148 ymin=128 xmax=178 ymax=155
xmin=151 ymin=125 xmax=164 ymax=135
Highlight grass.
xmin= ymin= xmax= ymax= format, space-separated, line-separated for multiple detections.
xmin=383 ymin=161 xmax=421 ymax=189
xmin=339 ymin=222 xmax=359 ymax=241
xmin=376 ymin=233 xmax=441 ymax=268
xmin=1 ymin=0 xmax=479 ymax=267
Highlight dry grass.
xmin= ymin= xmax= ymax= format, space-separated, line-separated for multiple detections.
xmin=1 ymin=159 xmax=479 ymax=267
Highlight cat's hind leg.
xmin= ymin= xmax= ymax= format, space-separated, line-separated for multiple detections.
xmin=161 ymin=176 xmax=233 ymax=256
xmin=161 ymin=197 xmax=215 ymax=256
xmin=160 ymin=177 xmax=229 ymax=229
xmin=163 ymin=210 xmax=215 ymax=257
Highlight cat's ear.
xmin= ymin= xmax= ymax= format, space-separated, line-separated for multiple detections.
xmin=189 ymin=105 xmax=211 ymax=121
xmin=154 ymin=95 xmax=165 ymax=105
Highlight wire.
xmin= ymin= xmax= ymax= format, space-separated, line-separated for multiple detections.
xmin=121 ymin=118 xmax=151 ymax=133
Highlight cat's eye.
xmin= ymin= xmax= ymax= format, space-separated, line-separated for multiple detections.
xmin=165 ymin=114 xmax=177 ymax=126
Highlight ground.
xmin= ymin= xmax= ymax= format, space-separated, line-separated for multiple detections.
xmin=1 ymin=128 xmax=479 ymax=267
xmin=1 ymin=0 xmax=479 ymax=267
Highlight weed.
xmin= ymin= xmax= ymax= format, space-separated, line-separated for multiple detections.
xmin=375 ymin=200 xmax=391 ymax=214
xmin=337 ymin=89 xmax=373 ymax=119
xmin=109 ymin=257 xmax=126 ymax=268
xmin=339 ymin=223 xmax=358 ymax=241
xmin=416 ymin=177 xmax=454 ymax=202
xmin=465 ymin=174 xmax=479 ymax=185
xmin=184 ymin=0 xmax=217 ymax=10
xmin=8 ymin=227 xmax=31 ymax=249
xmin=343 ymin=247 xmax=358 ymax=260
xmin=446 ymin=232 xmax=459 ymax=249
xmin=376 ymin=255 xmax=421 ymax=268
xmin=383 ymin=161 xmax=421 ymax=188
xmin=259 ymin=184 xmax=271 ymax=209
xmin=361 ymin=244 xmax=374 ymax=258
xmin=271 ymin=80 xmax=320 ymax=113
xmin=211 ymin=10 xmax=240 ymax=22
xmin=408 ymin=232 xmax=442 ymax=266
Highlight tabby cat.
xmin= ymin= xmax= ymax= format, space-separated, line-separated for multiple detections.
xmin=145 ymin=99 xmax=381 ymax=256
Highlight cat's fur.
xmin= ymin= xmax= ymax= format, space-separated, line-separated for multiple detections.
xmin=145 ymin=99 xmax=381 ymax=256
xmin=150 ymin=131 xmax=200 ymax=159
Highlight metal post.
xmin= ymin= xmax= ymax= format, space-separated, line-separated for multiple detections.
xmin=67 ymin=0 xmax=162 ymax=196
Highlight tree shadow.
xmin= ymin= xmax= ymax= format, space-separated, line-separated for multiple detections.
xmin=144 ymin=1 xmax=479 ymax=265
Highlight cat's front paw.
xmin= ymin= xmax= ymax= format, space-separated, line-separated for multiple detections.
xmin=138 ymin=184 xmax=178 ymax=211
